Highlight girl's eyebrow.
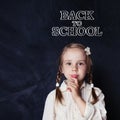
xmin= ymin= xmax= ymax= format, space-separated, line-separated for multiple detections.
xmin=64 ymin=60 xmax=86 ymax=62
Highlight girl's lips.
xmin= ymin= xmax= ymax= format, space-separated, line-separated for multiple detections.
xmin=70 ymin=74 xmax=78 ymax=78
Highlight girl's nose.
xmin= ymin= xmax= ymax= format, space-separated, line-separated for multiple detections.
xmin=72 ymin=65 xmax=78 ymax=71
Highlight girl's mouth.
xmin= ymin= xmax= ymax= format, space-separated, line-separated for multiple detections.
xmin=70 ymin=74 xmax=78 ymax=78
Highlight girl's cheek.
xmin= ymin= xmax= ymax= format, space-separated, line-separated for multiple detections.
xmin=78 ymin=67 xmax=87 ymax=72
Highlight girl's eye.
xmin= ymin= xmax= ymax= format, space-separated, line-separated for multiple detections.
xmin=66 ymin=62 xmax=71 ymax=65
xmin=78 ymin=63 xmax=84 ymax=66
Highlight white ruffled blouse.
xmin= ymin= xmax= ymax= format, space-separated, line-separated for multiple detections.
xmin=42 ymin=80 xmax=107 ymax=120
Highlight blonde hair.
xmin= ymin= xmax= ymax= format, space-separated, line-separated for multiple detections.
xmin=56 ymin=43 xmax=98 ymax=104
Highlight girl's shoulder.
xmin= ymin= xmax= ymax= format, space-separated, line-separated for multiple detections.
xmin=46 ymin=89 xmax=56 ymax=100
xmin=85 ymin=83 xmax=103 ymax=96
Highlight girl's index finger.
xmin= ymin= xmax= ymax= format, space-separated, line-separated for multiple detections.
xmin=71 ymin=78 xmax=79 ymax=84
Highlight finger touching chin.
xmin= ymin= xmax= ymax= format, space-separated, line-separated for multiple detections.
xmin=67 ymin=87 xmax=72 ymax=92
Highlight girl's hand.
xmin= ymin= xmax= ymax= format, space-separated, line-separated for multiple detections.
xmin=66 ymin=79 xmax=82 ymax=101
xmin=66 ymin=79 xmax=86 ymax=116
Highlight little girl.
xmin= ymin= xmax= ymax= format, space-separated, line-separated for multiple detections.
xmin=42 ymin=43 xmax=107 ymax=120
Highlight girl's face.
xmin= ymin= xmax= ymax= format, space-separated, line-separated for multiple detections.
xmin=61 ymin=48 xmax=88 ymax=82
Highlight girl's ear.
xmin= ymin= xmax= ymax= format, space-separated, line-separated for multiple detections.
xmin=59 ymin=66 xmax=63 ymax=74
xmin=86 ymin=67 xmax=89 ymax=74
xmin=60 ymin=68 xmax=64 ymax=74
xmin=60 ymin=66 xmax=65 ymax=74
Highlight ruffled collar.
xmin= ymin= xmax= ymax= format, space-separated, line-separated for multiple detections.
xmin=60 ymin=80 xmax=86 ymax=92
